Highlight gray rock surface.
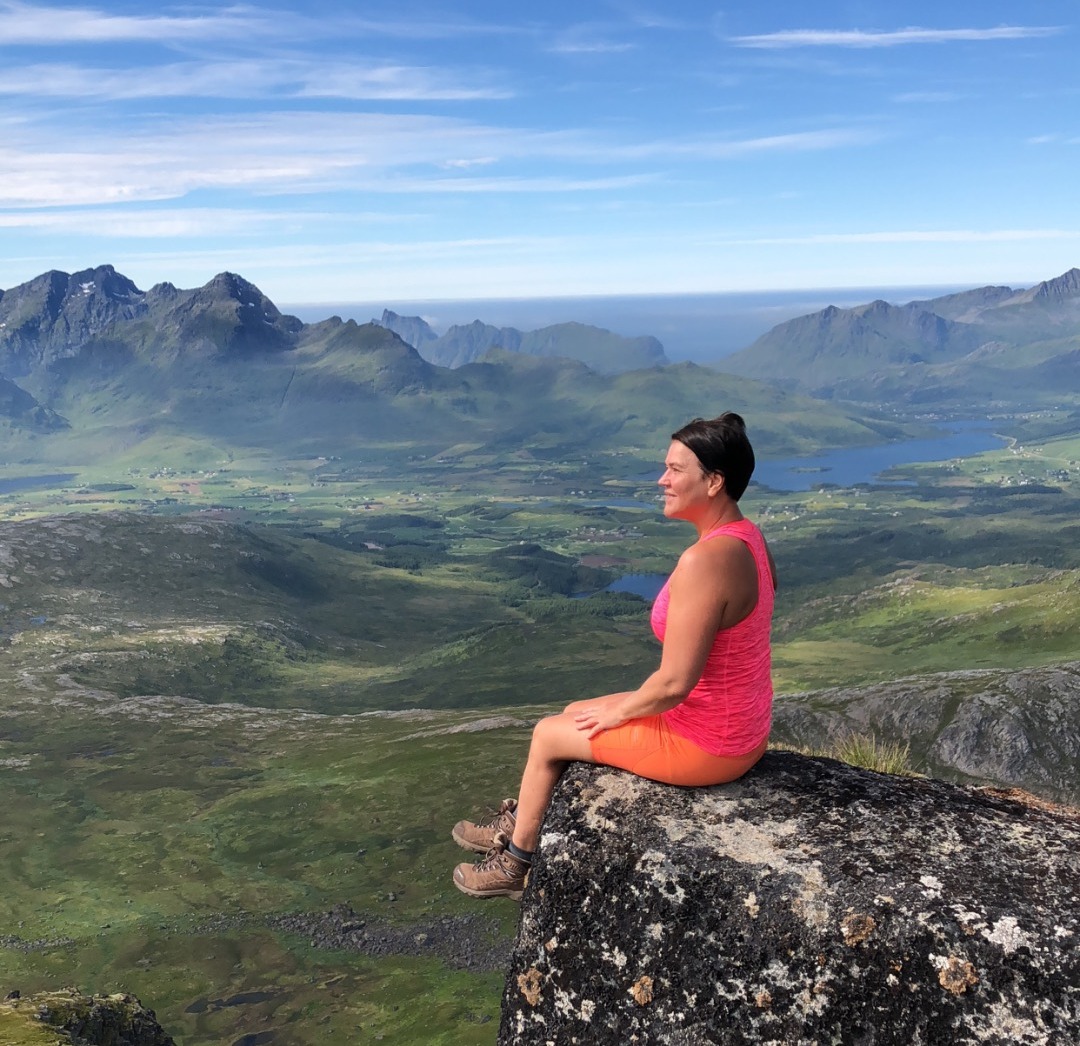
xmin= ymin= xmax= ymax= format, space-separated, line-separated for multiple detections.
xmin=771 ymin=662 xmax=1080 ymax=804
xmin=500 ymin=753 xmax=1080 ymax=1045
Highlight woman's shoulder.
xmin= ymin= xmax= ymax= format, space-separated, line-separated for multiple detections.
xmin=675 ymin=530 xmax=754 ymax=575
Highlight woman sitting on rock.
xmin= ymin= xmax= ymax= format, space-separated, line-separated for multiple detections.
xmin=452 ymin=412 xmax=776 ymax=899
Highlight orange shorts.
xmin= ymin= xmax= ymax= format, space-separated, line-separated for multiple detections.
xmin=589 ymin=714 xmax=766 ymax=787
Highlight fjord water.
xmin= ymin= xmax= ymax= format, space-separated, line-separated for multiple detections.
xmin=596 ymin=422 xmax=1008 ymax=602
xmin=752 ymin=422 xmax=1007 ymax=493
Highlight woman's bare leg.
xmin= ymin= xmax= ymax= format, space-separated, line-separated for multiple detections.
xmin=511 ymin=712 xmax=596 ymax=852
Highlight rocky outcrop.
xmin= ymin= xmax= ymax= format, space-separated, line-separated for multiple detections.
xmin=771 ymin=661 xmax=1080 ymax=805
xmin=0 ymin=989 xmax=175 ymax=1045
xmin=500 ymin=754 xmax=1080 ymax=1045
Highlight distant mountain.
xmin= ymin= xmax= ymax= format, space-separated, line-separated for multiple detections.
xmin=723 ymin=267 xmax=1080 ymax=406
xmin=0 ymin=265 xmax=302 ymax=378
xmin=0 ymin=265 xmax=897 ymax=466
xmin=376 ymin=310 xmax=668 ymax=374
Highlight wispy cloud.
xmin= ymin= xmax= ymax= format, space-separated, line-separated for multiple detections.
xmin=0 ymin=0 xmax=267 ymax=44
xmin=604 ymin=127 xmax=879 ymax=162
xmin=1027 ymin=133 xmax=1080 ymax=145
xmin=0 ymin=59 xmax=512 ymax=102
xmin=548 ymin=21 xmax=637 ymax=55
xmin=2 ymin=102 xmax=879 ymax=210
xmin=720 ymin=229 xmax=1080 ymax=246
xmin=550 ymin=39 xmax=636 ymax=54
xmin=0 ymin=110 xmax=661 ymax=207
xmin=0 ymin=206 xmax=421 ymax=237
xmin=731 ymin=26 xmax=1062 ymax=49
xmin=370 ymin=173 xmax=658 ymax=194
xmin=0 ymin=1 xmax=516 ymax=47
xmin=892 ymin=91 xmax=965 ymax=104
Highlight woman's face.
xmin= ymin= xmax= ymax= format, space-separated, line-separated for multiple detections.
xmin=658 ymin=440 xmax=720 ymax=521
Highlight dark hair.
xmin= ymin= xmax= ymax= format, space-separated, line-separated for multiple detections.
xmin=672 ymin=413 xmax=755 ymax=501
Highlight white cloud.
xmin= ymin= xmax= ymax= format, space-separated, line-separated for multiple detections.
xmin=0 ymin=1 xmax=519 ymax=47
xmin=1027 ymin=133 xmax=1080 ymax=145
xmin=0 ymin=206 xmax=422 ymax=237
xmin=548 ymin=21 xmax=637 ymax=55
xmin=731 ymin=26 xmax=1062 ymax=49
xmin=892 ymin=91 xmax=964 ymax=104
xmin=550 ymin=39 xmax=637 ymax=54
xmin=370 ymin=173 xmax=658 ymax=194
xmin=0 ymin=59 xmax=512 ymax=102
xmin=440 ymin=157 xmax=499 ymax=169
xmin=1 ymin=106 xmax=876 ymax=209
xmin=604 ymin=127 xmax=879 ymax=162
xmin=298 ymin=64 xmax=512 ymax=102
xmin=0 ymin=0 xmax=267 ymax=44
xmin=715 ymin=229 xmax=1080 ymax=246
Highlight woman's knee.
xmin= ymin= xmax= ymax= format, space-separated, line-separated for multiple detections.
xmin=530 ymin=713 xmax=591 ymax=761
xmin=531 ymin=713 xmax=566 ymax=750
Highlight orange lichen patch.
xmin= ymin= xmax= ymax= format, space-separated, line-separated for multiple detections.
xmin=755 ymin=989 xmax=773 ymax=1009
xmin=518 ymin=968 xmax=543 ymax=1007
xmin=938 ymin=957 xmax=979 ymax=996
xmin=841 ymin=912 xmax=877 ymax=946
xmin=630 ymin=975 xmax=654 ymax=1006
xmin=976 ymin=787 xmax=1080 ymax=818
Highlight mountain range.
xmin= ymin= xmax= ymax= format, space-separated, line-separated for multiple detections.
xmin=375 ymin=309 xmax=668 ymax=373
xmin=723 ymin=267 xmax=1080 ymax=408
xmin=0 ymin=264 xmax=903 ymax=466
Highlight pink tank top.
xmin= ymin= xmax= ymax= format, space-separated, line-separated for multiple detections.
xmin=650 ymin=518 xmax=774 ymax=757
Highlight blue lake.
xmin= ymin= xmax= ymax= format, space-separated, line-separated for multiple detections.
xmin=751 ymin=423 xmax=1006 ymax=493
xmin=0 ymin=473 xmax=78 ymax=494
xmin=605 ymin=573 xmax=667 ymax=599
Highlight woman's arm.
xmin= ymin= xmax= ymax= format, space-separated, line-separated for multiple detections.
xmin=573 ymin=536 xmax=758 ymax=740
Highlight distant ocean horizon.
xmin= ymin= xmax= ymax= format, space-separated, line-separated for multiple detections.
xmin=283 ymin=283 xmax=977 ymax=364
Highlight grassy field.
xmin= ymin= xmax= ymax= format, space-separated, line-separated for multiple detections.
xmin=0 ymin=695 xmax=531 ymax=1045
xmin=3 ymin=426 xmax=1080 ymax=1044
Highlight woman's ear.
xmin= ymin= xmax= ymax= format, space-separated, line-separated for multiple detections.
xmin=708 ymin=472 xmax=725 ymax=497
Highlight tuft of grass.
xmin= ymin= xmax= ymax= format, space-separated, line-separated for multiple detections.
xmin=790 ymin=733 xmax=920 ymax=777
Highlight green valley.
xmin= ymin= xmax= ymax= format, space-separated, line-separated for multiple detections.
xmin=2 ymin=264 xmax=1080 ymax=1045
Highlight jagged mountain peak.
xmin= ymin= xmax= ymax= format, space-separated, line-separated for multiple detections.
xmin=377 ymin=310 xmax=438 ymax=347
xmin=68 ymin=263 xmax=144 ymax=301
xmin=1005 ymin=266 xmax=1080 ymax=307
xmin=196 ymin=271 xmax=283 ymax=315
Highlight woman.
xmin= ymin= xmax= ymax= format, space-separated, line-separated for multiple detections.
xmin=452 ymin=412 xmax=776 ymax=900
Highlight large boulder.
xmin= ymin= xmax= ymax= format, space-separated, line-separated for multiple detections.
xmin=500 ymin=752 xmax=1080 ymax=1045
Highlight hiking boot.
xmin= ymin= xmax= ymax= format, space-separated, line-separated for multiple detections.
xmin=453 ymin=833 xmax=529 ymax=901
xmin=452 ymin=798 xmax=517 ymax=853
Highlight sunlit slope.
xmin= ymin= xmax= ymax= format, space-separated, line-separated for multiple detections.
xmin=0 ymin=513 xmax=654 ymax=713
xmin=4 ymin=314 xmax=919 ymax=469
xmin=451 ymin=351 xmax=907 ymax=456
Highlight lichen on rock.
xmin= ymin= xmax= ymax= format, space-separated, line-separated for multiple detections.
xmin=0 ymin=988 xmax=175 ymax=1046
xmin=499 ymin=751 xmax=1080 ymax=1045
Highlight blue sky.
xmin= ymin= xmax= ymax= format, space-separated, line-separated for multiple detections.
xmin=1 ymin=1 xmax=1078 ymax=303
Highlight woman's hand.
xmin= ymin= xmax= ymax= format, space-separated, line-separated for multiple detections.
xmin=572 ymin=696 xmax=629 ymax=740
